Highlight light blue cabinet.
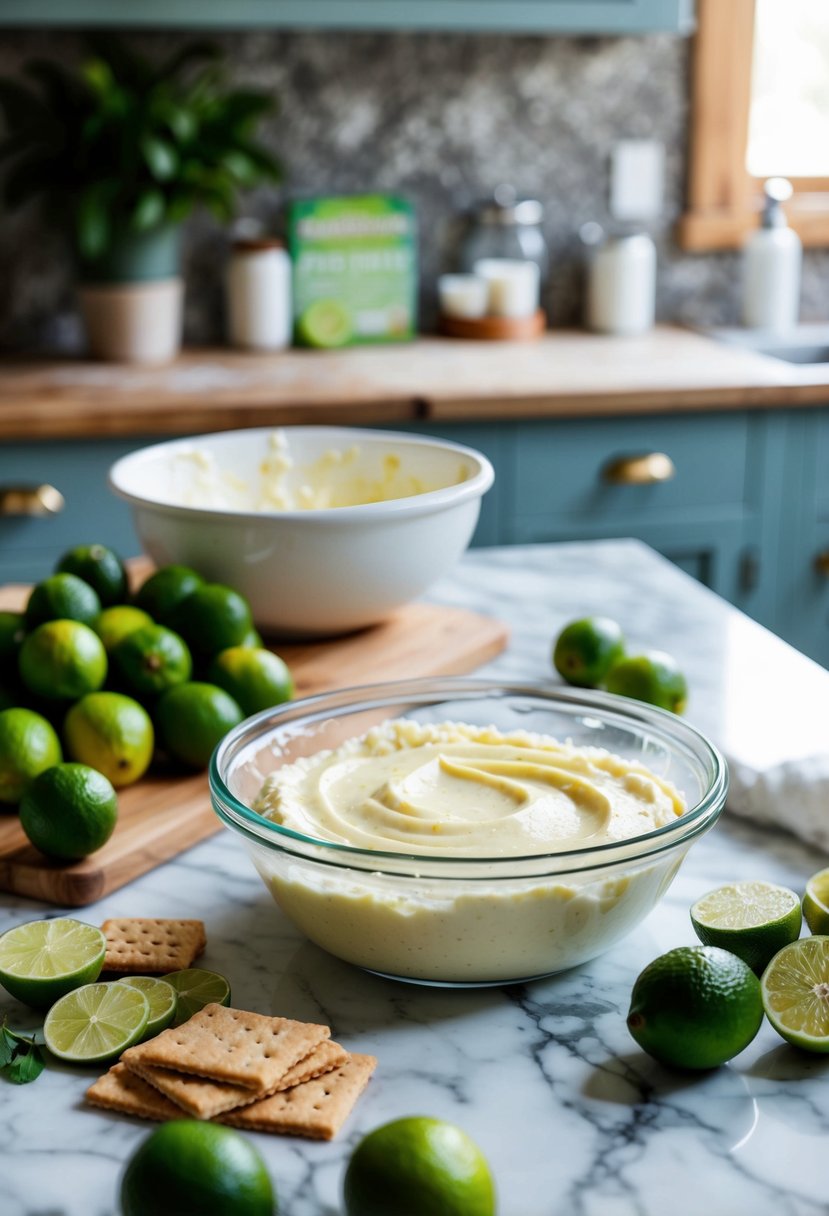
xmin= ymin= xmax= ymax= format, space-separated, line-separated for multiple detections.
xmin=1 ymin=405 xmax=823 ymax=665
xmin=0 ymin=438 xmax=144 ymax=585
xmin=772 ymin=409 xmax=829 ymax=668
xmin=0 ymin=0 xmax=695 ymax=34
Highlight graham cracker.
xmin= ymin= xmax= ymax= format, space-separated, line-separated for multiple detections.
xmin=86 ymin=1063 xmax=181 ymax=1123
xmin=122 ymin=1003 xmax=329 ymax=1090
xmin=102 ymin=918 xmax=206 ymax=973
xmin=220 ymin=1054 xmax=377 ymax=1140
xmin=128 ymin=1039 xmax=349 ymax=1120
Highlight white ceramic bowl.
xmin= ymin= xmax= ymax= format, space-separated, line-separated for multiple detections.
xmin=109 ymin=426 xmax=494 ymax=636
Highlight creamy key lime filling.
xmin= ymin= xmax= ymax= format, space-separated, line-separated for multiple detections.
xmin=169 ymin=431 xmax=467 ymax=511
xmin=253 ymin=720 xmax=685 ymax=858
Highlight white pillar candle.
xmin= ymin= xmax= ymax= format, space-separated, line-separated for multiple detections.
xmin=473 ymin=258 xmax=540 ymax=318
xmin=438 ymin=273 xmax=489 ymax=319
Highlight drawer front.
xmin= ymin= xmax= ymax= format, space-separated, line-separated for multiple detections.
xmin=0 ymin=439 xmax=144 ymax=569
xmin=511 ymin=413 xmax=751 ymax=526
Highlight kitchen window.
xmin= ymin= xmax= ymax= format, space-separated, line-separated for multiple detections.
xmin=678 ymin=0 xmax=829 ymax=250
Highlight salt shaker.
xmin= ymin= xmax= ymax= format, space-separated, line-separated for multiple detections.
xmin=226 ymin=233 xmax=292 ymax=351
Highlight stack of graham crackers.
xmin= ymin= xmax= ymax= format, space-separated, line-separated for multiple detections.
xmin=86 ymin=917 xmax=376 ymax=1141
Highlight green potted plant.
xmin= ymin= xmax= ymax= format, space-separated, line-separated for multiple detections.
xmin=0 ymin=37 xmax=280 ymax=363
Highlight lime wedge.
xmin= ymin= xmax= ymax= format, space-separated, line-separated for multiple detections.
xmin=44 ymin=982 xmax=149 ymax=1063
xmin=761 ymin=935 xmax=829 ymax=1052
xmin=117 ymin=976 xmax=177 ymax=1039
xmin=690 ymin=881 xmax=802 ymax=974
xmin=0 ymin=918 xmax=106 ymax=1009
xmin=803 ymin=868 xmax=829 ymax=934
xmin=164 ymin=968 xmax=231 ymax=1025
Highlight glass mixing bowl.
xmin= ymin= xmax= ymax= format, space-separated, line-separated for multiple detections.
xmin=210 ymin=679 xmax=727 ymax=987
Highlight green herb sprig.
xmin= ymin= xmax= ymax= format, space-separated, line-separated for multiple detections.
xmin=0 ymin=1018 xmax=45 ymax=1084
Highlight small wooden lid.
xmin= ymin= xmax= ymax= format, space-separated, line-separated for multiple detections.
xmin=438 ymin=309 xmax=546 ymax=342
xmin=233 ymin=236 xmax=285 ymax=253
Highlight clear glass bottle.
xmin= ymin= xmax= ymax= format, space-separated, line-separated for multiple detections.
xmin=459 ymin=185 xmax=549 ymax=283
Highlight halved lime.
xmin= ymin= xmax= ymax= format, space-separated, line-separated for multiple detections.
xmin=297 ymin=298 xmax=352 ymax=349
xmin=164 ymin=968 xmax=231 ymax=1025
xmin=0 ymin=918 xmax=106 ymax=1010
xmin=44 ymin=982 xmax=150 ymax=1063
xmin=761 ymin=935 xmax=829 ymax=1052
xmin=117 ymin=976 xmax=178 ymax=1039
xmin=803 ymin=868 xmax=829 ymax=934
xmin=691 ymin=881 xmax=802 ymax=974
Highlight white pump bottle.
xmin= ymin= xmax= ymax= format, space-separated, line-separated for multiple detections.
xmin=741 ymin=178 xmax=802 ymax=332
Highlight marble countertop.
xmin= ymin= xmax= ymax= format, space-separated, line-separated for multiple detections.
xmin=3 ymin=540 xmax=829 ymax=1216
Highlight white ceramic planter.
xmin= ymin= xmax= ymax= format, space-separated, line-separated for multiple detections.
xmin=78 ymin=278 xmax=184 ymax=364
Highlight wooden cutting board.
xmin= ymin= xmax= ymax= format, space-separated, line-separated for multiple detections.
xmin=0 ymin=573 xmax=507 ymax=907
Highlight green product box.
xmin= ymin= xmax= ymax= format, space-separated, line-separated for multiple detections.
xmin=288 ymin=194 xmax=417 ymax=347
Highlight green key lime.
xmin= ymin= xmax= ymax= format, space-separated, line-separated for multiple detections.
xmin=164 ymin=968 xmax=231 ymax=1025
xmin=690 ymin=880 xmax=802 ymax=974
xmin=56 ymin=544 xmax=128 ymax=607
xmin=552 ymin=616 xmax=625 ymax=689
xmin=344 ymin=1116 xmax=496 ymax=1216
xmin=803 ymin=868 xmax=829 ymax=935
xmin=0 ymin=918 xmax=106 ymax=1009
xmin=94 ymin=605 xmax=153 ymax=653
xmin=121 ymin=1121 xmax=275 ymax=1216
xmin=26 ymin=573 xmax=101 ymax=630
xmin=761 ymin=935 xmax=829 ymax=1052
xmin=44 ymin=981 xmax=149 ymax=1063
xmin=134 ymin=565 xmax=205 ymax=627
xmin=627 ymin=945 xmax=763 ymax=1070
xmin=169 ymin=584 xmax=253 ymax=659
xmin=118 ymin=976 xmax=178 ymax=1039
xmin=298 ymin=298 xmax=352 ymax=348
xmin=605 ymin=649 xmax=688 ymax=714
xmin=64 ymin=691 xmax=154 ymax=787
xmin=19 ymin=762 xmax=118 ymax=861
xmin=0 ymin=706 xmax=62 ymax=804
xmin=239 ymin=628 xmax=264 ymax=649
xmin=208 ymin=646 xmax=293 ymax=716
xmin=156 ymin=682 xmax=243 ymax=769
xmin=19 ymin=619 xmax=108 ymax=701
xmin=112 ymin=623 xmax=192 ymax=699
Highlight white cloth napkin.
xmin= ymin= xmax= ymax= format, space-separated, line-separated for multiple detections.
xmin=714 ymin=615 xmax=829 ymax=852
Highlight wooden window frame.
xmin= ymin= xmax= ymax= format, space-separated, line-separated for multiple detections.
xmin=677 ymin=0 xmax=829 ymax=251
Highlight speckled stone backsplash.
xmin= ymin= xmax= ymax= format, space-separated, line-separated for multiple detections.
xmin=0 ymin=27 xmax=827 ymax=351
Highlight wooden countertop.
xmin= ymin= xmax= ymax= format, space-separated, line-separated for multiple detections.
xmin=2 ymin=326 xmax=829 ymax=441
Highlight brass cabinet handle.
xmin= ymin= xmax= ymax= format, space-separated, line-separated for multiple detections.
xmin=815 ymin=551 xmax=829 ymax=577
xmin=602 ymin=452 xmax=676 ymax=486
xmin=0 ymin=484 xmax=65 ymax=517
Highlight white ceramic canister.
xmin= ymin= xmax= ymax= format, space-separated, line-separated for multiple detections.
xmin=226 ymin=236 xmax=292 ymax=350
xmin=585 ymin=232 xmax=657 ymax=336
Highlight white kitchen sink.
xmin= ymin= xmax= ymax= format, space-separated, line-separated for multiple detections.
xmin=707 ymin=324 xmax=829 ymax=365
